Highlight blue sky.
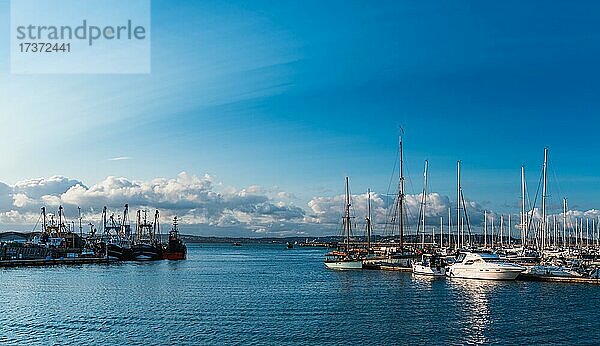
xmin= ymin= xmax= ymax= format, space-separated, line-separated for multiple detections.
xmin=1 ymin=1 xmax=600 ymax=234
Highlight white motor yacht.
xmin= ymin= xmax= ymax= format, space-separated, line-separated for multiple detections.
xmin=447 ymin=251 xmax=526 ymax=280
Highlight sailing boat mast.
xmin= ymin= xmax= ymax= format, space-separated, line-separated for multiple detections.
xmin=541 ymin=147 xmax=548 ymax=250
xmin=563 ymin=197 xmax=567 ymax=248
xmin=457 ymin=161 xmax=461 ymax=249
xmin=345 ymin=177 xmax=351 ymax=252
xmin=366 ymin=189 xmax=372 ymax=249
xmin=521 ymin=166 xmax=527 ymax=247
xmin=398 ymin=135 xmax=405 ymax=251
xmin=484 ymin=210 xmax=488 ymax=248
xmin=419 ymin=160 xmax=428 ymax=248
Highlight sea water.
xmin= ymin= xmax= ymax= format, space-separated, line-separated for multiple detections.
xmin=1 ymin=244 xmax=599 ymax=345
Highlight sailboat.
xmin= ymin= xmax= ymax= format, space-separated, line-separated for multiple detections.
xmin=324 ymin=177 xmax=365 ymax=270
xmin=370 ymin=134 xmax=416 ymax=269
xmin=412 ymin=160 xmax=446 ymax=276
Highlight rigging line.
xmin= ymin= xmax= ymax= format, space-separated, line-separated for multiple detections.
xmin=386 ymin=149 xmax=399 ymax=196
xmin=526 ymin=164 xmax=544 ymax=242
xmin=552 ymin=167 xmax=563 ymax=205
xmin=460 ymin=190 xmax=472 ymax=239
xmin=405 ymin=162 xmax=417 ymax=196
xmin=31 ymin=212 xmax=42 ymax=233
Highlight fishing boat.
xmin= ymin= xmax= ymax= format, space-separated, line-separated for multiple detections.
xmin=412 ymin=254 xmax=446 ymax=277
xmin=131 ymin=210 xmax=163 ymax=260
xmin=162 ymin=216 xmax=187 ymax=260
xmin=286 ymin=242 xmax=294 ymax=249
xmin=324 ymin=177 xmax=365 ymax=270
xmin=446 ymin=251 xmax=526 ymax=280
xmin=102 ymin=205 xmax=133 ymax=261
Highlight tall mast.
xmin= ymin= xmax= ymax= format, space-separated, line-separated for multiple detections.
xmin=491 ymin=215 xmax=495 ymax=249
xmin=102 ymin=206 xmax=108 ymax=234
xmin=345 ymin=176 xmax=351 ymax=251
xmin=563 ymin=198 xmax=567 ymax=248
xmin=420 ymin=160 xmax=428 ymax=249
xmin=366 ymin=189 xmax=372 ymax=249
xmin=508 ymin=214 xmax=512 ymax=246
xmin=41 ymin=207 xmax=47 ymax=234
xmin=541 ymin=147 xmax=548 ymax=249
xmin=154 ymin=210 xmax=160 ymax=244
xmin=484 ymin=210 xmax=487 ymax=248
xmin=78 ymin=207 xmax=82 ymax=238
xmin=500 ymin=215 xmax=504 ymax=248
xmin=439 ymin=217 xmax=443 ymax=247
xmin=521 ymin=166 xmax=526 ymax=247
xmin=457 ymin=161 xmax=461 ymax=249
xmin=448 ymin=207 xmax=451 ymax=249
xmin=398 ymin=135 xmax=404 ymax=251
xmin=586 ymin=218 xmax=590 ymax=248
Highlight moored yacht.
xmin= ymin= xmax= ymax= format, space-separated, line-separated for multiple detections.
xmin=324 ymin=250 xmax=364 ymax=270
xmin=412 ymin=254 xmax=446 ymax=277
xmin=446 ymin=251 xmax=526 ymax=280
xmin=324 ymin=177 xmax=366 ymax=270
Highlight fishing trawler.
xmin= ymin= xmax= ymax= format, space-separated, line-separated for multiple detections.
xmin=102 ymin=205 xmax=133 ymax=261
xmin=324 ymin=177 xmax=365 ymax=270
xmin=162 ymin=216 xmax=187 ymax=260
xmin=446 ymin=251 xmax=526 ymax=280
xmin=131 ymin=209 xmax=163 ymax=260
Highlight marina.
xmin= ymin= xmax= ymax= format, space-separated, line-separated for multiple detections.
xmin=320 ymin=139 xmax=600 ymax=285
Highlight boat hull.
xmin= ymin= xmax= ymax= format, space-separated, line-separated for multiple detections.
xmin=447 ymin=267 xmax=523 ymax=280
xmin=324 ymin=260 xmax=363 ymax=270
xmin=131 ymin=244 xmax=162 ymax=261
xmin=162 ymin=251 xmax=186 ymax=260
xmin=412 ymin=264 xmax=446 ymax=277
xmin=107 ymin=244 xmax=133 ymax=261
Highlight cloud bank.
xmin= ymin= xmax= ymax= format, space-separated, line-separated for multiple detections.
xmin=0 ymin=173 xmax=597 ymax=237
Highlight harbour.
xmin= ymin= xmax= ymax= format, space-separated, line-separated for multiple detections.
xmin=2 ymin=243 xmax=600 ymax=345
xmin=3 ymin=1 xmax=600 ymax=344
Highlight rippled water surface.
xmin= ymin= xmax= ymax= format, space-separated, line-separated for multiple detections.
xmin=1 ymin=244 xmax=600 ymax=345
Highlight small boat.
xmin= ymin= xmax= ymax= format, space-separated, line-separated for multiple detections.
xmin=324 ymin=250 xmax=363 ymax=270
xmin=233 ymin=242 xmax=242 ymax=247
xmin=286 ymin=242 xmax=293 ymax=249
xmin=446 ymin=251 xmax=526 ymax=280
xmin=162 ymin=216 xmax=187 ymax=260
xmin=526 ymin=265 xmax=583 ymax=278
xmin=412 ymin=254 xmax=446 ymax=277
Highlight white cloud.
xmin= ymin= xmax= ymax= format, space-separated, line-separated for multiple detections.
xmin=108 ymin=156 xmax=132 ymax=161
xmin=0 ymin=173 xmax=598 ymax=237
xmin=0 ymin=172 xmax=305 ymax=236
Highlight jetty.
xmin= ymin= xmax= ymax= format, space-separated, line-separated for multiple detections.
xmin=0 ymin=257 xmax=110 ymax=268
